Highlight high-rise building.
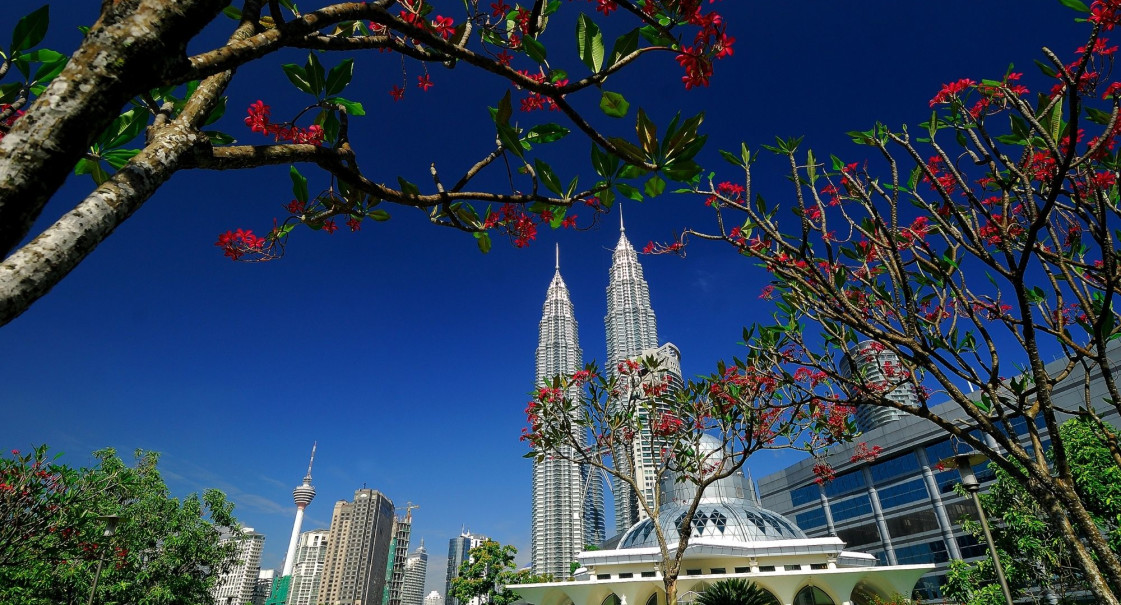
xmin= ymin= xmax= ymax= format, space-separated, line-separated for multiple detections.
xmin=211 ymin=527 xmax=266 ymax=605
xmin=531 ymin=246 xmax=606 ymax=578
xmin=266 ymin=444 xmax=318 ymax=605
xmin=383 ymin=506 xmax=415 ymax=605
xmin=320 ymin=488 xmax=397 ymax=605
xmin=253 ymin=569 xmax=275 ymax=605
xmin=400 ymin=541 xmax=428 ymax=605
xmin=604 ymin=214 xmax=660 ymax=532
xmin=424 ymin=590 xmax=444 ymax=605
xmin=839 ymin=341 xmax=919 ymax=433
xmin=618 ymin=342 xmax=683 ymax=525
xmin=289 ymin=529 xmax=329 ymax=605
xmin=445 ymin=531 xmax=486 ymax=605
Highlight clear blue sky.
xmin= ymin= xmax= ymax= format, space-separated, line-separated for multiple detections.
xmin=1 ymin=0 xmax=1086 ymax=597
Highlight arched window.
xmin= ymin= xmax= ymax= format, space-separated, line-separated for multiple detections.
xmin=645 ymin=593 xmax=658 ymax=605
xmin=793 ymin=586 xmax=834 ymax=605
xmin=601 ymin=594 xmax=621 ymax=605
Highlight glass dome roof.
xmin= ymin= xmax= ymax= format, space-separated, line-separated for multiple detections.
xmin=618 ymin=435 xmax=807 ymax=548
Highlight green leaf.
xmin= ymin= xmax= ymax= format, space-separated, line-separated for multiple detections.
xmin=591 ymin=144 xmax=618 ymax=178
xmin=102 ymin=148 xmax=140 ymax=170
xmin=26 ymin=48 xmax=66 ymax=82
xmin=495 ymin=90 xmax=513 ymax=126
xmin=599 ymin=91 xmax=629 ymax=118
xmin=497 ymin=123 xmax=524 ymax=158
xmin=576 ymin=14 xmax=604 ymax=73
xmin=636 ymin=108 xmax=657 ymax=155
xmin=290 ymin=166 xmax=309 ymax=203
xmin=222 ymin=6 xmax=243 ymax=19
xmin=11 ymin=5 xmax=49 ymax=54
xmin=644 ymin=174 xmax=665 ymax=197
xmin=367 ymin=209 xmax=391 ymax=221
xmin=204 ymin=96 xmax=227 ymax=126
xmin=719 ymin=149 xmax=745 ymax=167
xmin=1057 ymin=0 xmax=1090 ymax=11
xmin=98 ymin=108 xmax=148 ymax=149
xmin=662 ymin=160 xmax=701 ymax=182
xmin=204 ymin=130 xmax=235 ymax=145
xmin=524 ymin=123 xmax=570 ymax=144
xmin=607 ymin=137 xmax=646 ymax=165
xmin=618 ymin=164 xmax=648 ymax=180
xmin=475 ymin=230 xmax=492 ymax=253
xmin=616 ymin=182 xmax=643 ymax=202
xmin=281 ymin=63 xmax=314 ymax=95
xmin=325 ymin=59 xmax=355 ymax=96
xmin=74 ymin=157 xmax=110 ymax=185
xmin=398 ymin=177 xmax=420 ymax=196
xmin=534 ymin=158 xmax=563 ymax=195
xmin=0 ymin=82 xmax=22 ymax=103
xmin=328 ymin=96 xmax=365 ymax=116
xmin=608 ymin=29 xmax=640 ymax=67
xmin=523 ymin=36 xmax=547 ymax=64
xmin=305 ymin=52 xmax=325 ymax=97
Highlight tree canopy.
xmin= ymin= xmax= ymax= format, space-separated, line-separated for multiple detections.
xmin=0 ymin=446 xmax=240 ymax=605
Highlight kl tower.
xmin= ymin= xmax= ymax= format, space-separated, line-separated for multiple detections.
xmin=267 ymin=443 xmax=317 ymax=605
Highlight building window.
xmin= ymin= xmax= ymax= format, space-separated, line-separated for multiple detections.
xmin=619 ymin=573 xmax=633 ymax=579
xmin=710 ymin=568 xmax=726 ymax=574
xmin=795 ymin=507 xmax=827 ymax=531
xmin=809 ymin=563 xmax=828 ymax=570
xmin=685 ymin=569 xmax=701 ymax=576
xmin=886 ymin=510 xmax=940 ymax=536
xmin=734 ymin=567 xmax=750 ymax=574
xmin=876 ymin=478 xmax=929 ymax=510
xmin=597 ymin=574 xmax=612 ymax=580
xmin=758 ymin=566 xmax=775 ymax=572
xmin=836 ymin=523 xmax=880 ymax=548
xmin=793 ymin=586 xmax=834 ymax=605
xmin=791 ymin=484 xmax=820 ymax=507
xmin=869 ymin=452 xmax=919 ymax=484
xmin=784 ymin=564 xmax=802 ymax=571
xmin=641 ymin=572 xmax=656 ymax=578
xmin=823 ymin=470 xmax=866 ymax=498
xmin=829 ymin=494 xmax=872 ymax=523
xmin=894 ymin=541 xmax=949 ymax=565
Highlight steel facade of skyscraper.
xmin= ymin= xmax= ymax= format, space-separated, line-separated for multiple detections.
xmin=211 ymin=527 xmax=266 ymax=605
xmin=603 ymin=221 xmax=661 ymax=532
xmin=530 ymin=218 xmax=672 ymax=577
xmin=530 ymin=247 xmax=606 ymax=578
xmin=758 ymin=349 xmax=1121 ymax=601
xmin=839 ymin=341 xmax=918 ymax=433
xmin=445 ymin=531 xmax=486 ymax=605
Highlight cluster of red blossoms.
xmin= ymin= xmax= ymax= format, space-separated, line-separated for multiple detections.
xmin=849 ymin=442 xmax=884 ymax=464
xmin=244 ymin=101 xmax=325 ymax=145
xmin=1090 ymin=0 xmax=1121 ymax=29
xmin=671 ymin=0 xmax=733 ymax=89
xmin=215 ymin=228 xmax=267 ymax=260
xmin=651 ymin=411 xmax=685 ymax=437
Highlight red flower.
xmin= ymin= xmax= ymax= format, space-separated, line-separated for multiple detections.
xmin=929 ymin=78 xmax=976 ymax=107
xmin=432 ymin=15 xmax=455 ymax=39
xmin=390 ymin=85 xmax=405 ymax=101
xmin=322 ymin=220 xmax=338 ymax=234
xmin=418 ymin=75 xmax=434 ymax=91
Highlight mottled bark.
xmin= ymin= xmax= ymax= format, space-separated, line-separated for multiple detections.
xmin=0 ymin=0 xmax=227 ymax=259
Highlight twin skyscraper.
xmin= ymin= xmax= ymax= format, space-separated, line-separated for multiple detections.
xmin=530 ymin=214 xmax=681 ymax=578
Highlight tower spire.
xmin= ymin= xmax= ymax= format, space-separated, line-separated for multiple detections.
xmin=305 ymin=441 xmax=317 ymax=482
xmin=555 ymin=243 xmax=560 ymax=271
xmin=619 ymin=204 xmax=625 ymax=232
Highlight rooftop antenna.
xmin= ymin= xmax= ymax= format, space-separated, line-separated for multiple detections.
xmin=555 ymin=243 xmax=560 ymax=271
xmin=619 ymin=203 xmax=625 ymax=232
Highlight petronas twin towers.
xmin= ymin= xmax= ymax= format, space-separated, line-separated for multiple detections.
xmin=530 ymin=216 xmax=665 ymax=578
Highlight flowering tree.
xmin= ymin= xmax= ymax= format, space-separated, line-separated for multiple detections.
xmin=0 ymin=0 xmax=727 ymax=325
xmin=664 ymin=1 xmax=1121 ymax=601
xmin=0 ymin=446 xmax=239 ymax=604
xmin=450 ymin=540 xmax=552 ymax=605
xmin=523 ymin=354 xmax=859 ymax=605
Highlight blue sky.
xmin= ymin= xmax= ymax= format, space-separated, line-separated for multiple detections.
xmin=1 ymin=0 xmax=1087 ymax=597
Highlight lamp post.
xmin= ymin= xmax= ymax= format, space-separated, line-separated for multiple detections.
xmin=86 ymin=515 xmax=120 ymax=605
xmin=943 ymin=453 xmax=1014 ymax=605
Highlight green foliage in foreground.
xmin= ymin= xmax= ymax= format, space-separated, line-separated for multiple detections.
xmin=944 ymin=418 xmax=1121 ymax=605
xmin=450 ymin=540 xmax=552 ymax=605
xmin=0 ymin=446 xmax=239 ymax=605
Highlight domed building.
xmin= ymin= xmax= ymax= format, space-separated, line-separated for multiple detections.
xmin=513 ymin=436 xmax=931 ymax=605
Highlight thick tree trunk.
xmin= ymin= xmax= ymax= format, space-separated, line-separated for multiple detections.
xmin=0 ymin=0 xmax=227 ymax=259
xmin=1037 ymin=478 xmax=1121 ymax=604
